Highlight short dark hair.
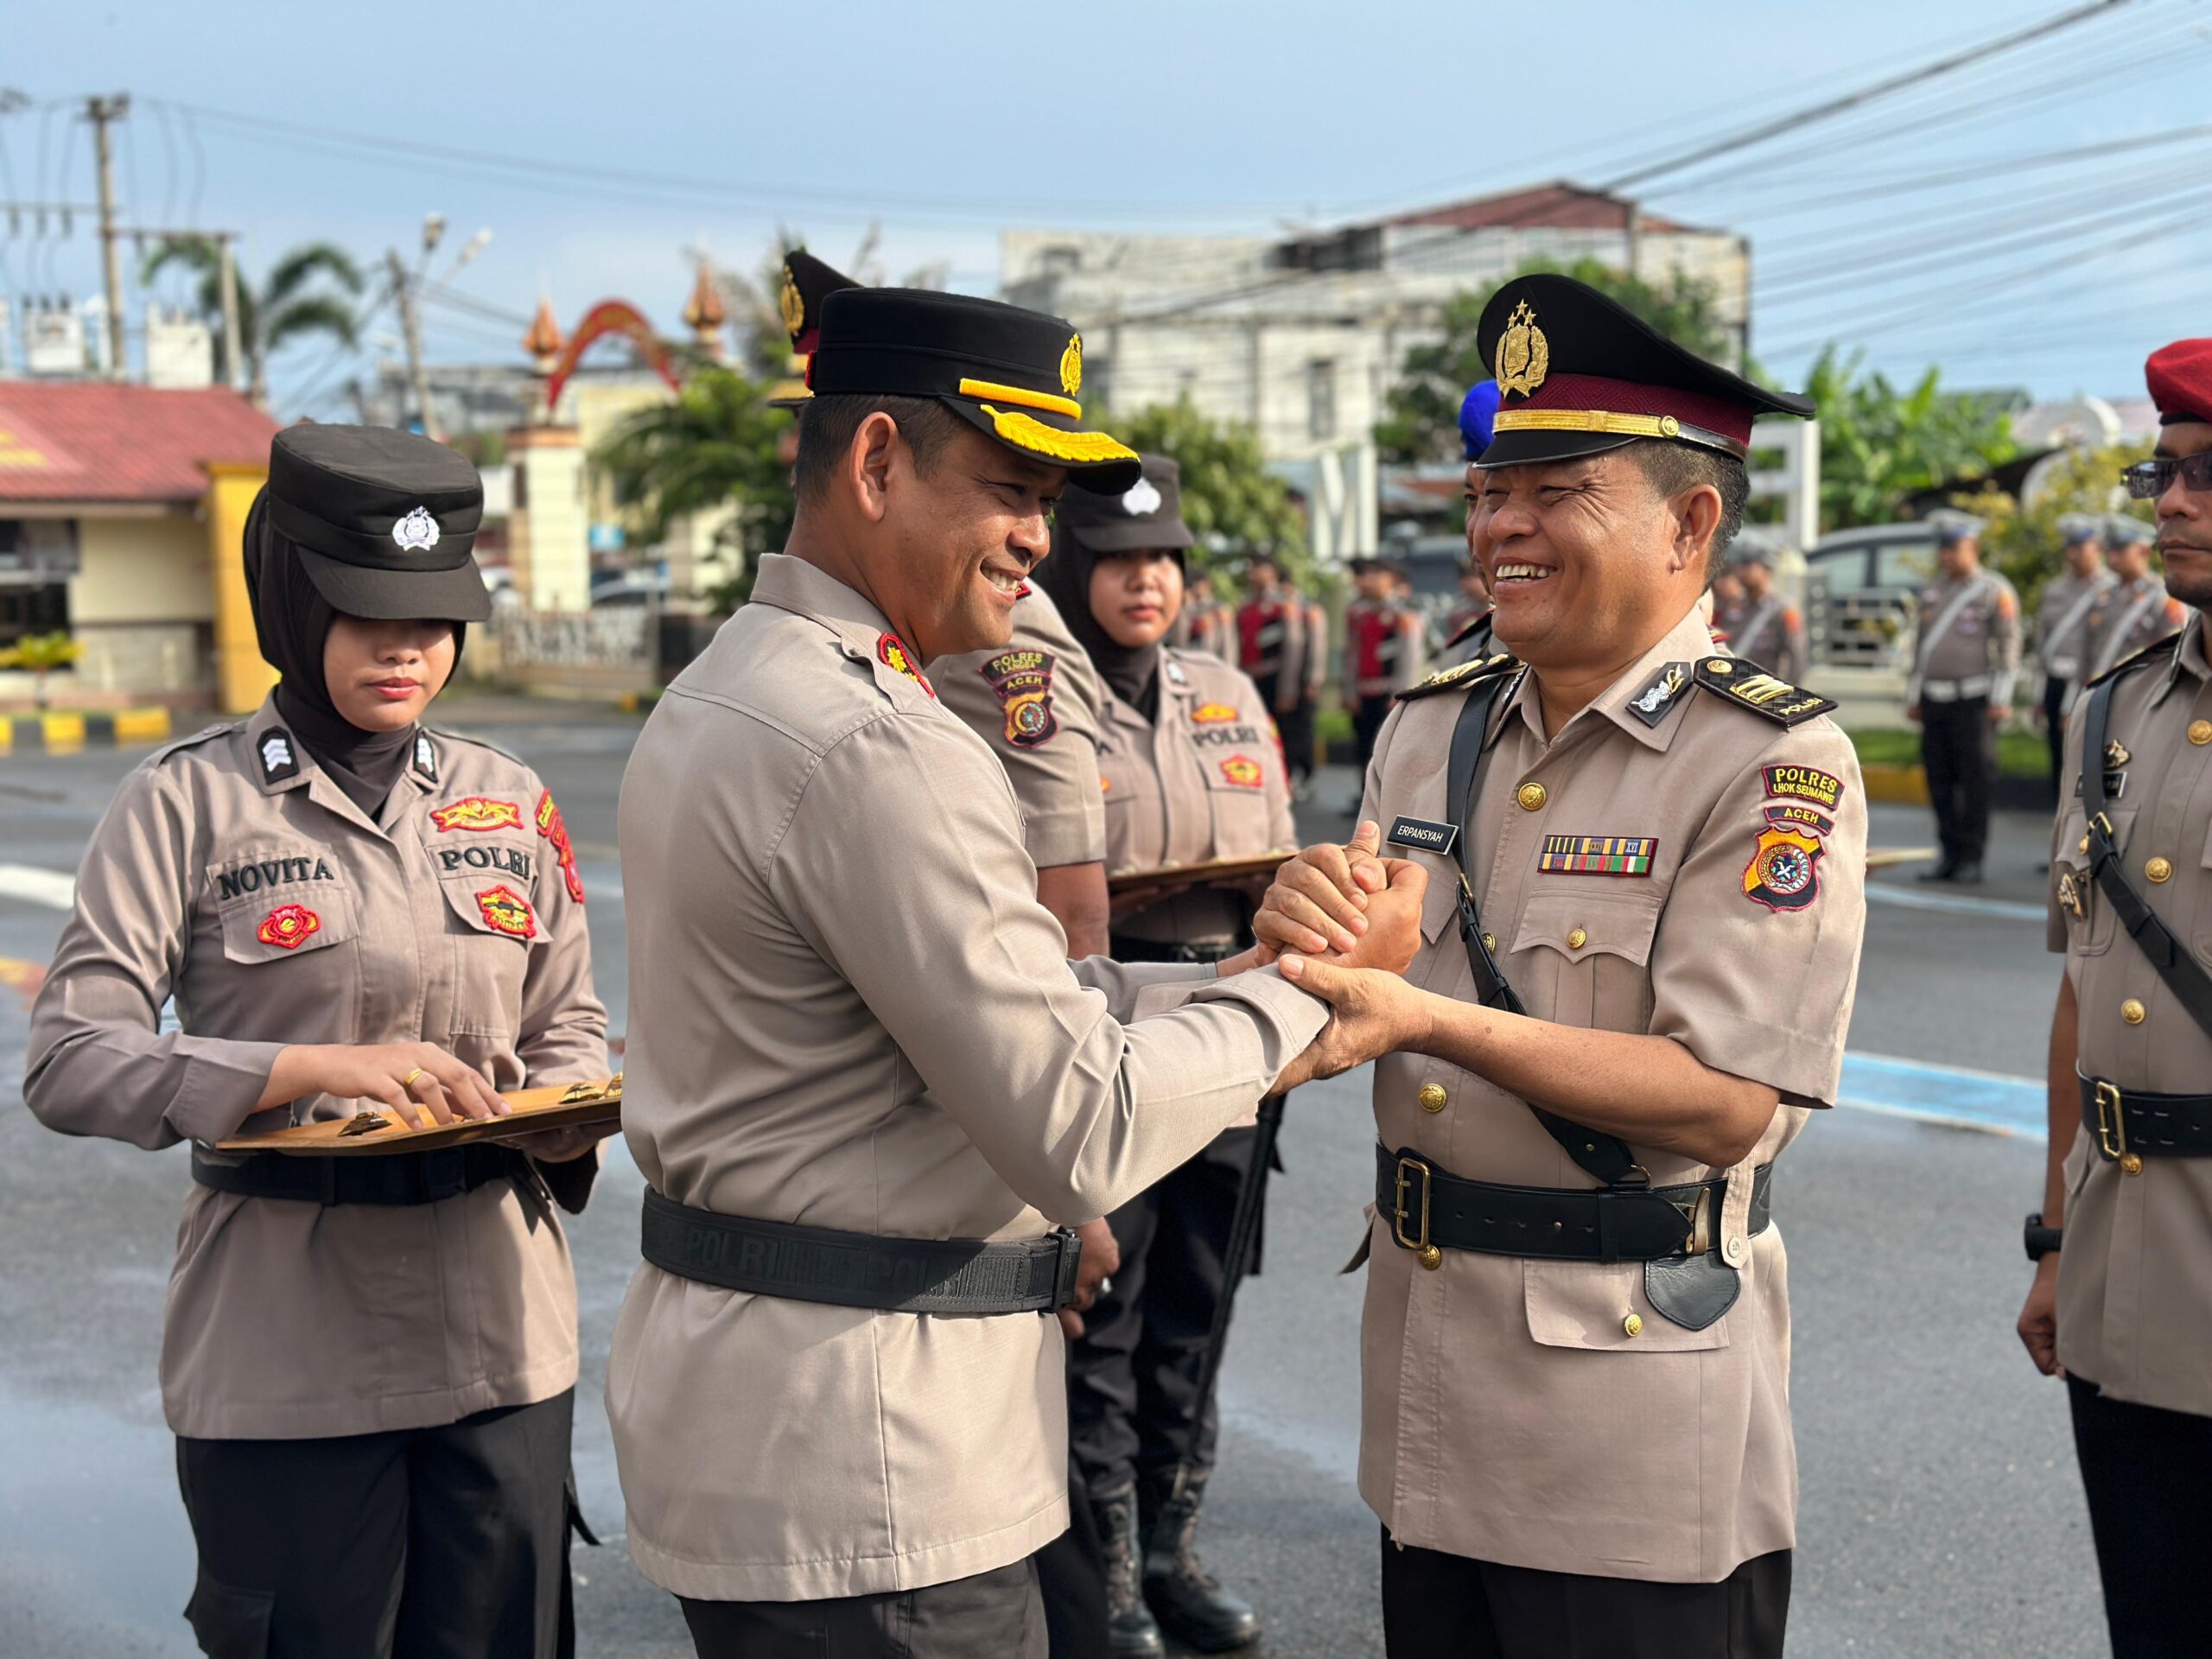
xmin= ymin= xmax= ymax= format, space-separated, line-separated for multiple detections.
xmin=1620 ymin=440 xmax=1748 ymax=573
xmin=792 ymin=393 xmax=965 ymax=503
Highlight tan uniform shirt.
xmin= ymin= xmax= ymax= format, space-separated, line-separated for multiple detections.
xmin=2048 ymin=621 xmax=2212 ymax=1416
xmin=934 ymin=585 xmax=1108 ymax=868
xmin=1729 ymin=593 xmax=1809 ymax=686
xmin=1103 ymin=649 xmax=1298 ymax=949
xmin=1356 ymin=608 xmax=1867 ymax=1582
xmin=1907 ymin=569 xmax=2022 ymax=707
xmin=606 ymin=553 xmax=1326 ymax=1602
xmin=23 ymin=698 xmax=607 ymax=1440
xmin=2035 ymin=568 xmax=2116 ymax=683
xmin=2082 ymin=573 xmax=2189 ymax=685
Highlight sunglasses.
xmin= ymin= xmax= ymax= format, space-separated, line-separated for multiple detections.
xmin=2121 ymin=453 xmax=2212 ymax=499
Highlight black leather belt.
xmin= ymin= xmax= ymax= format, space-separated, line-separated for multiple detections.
xmin=1375 ymin=1144 xmax=1774 ymax=1263
xmin=1109 ymin=934 xmax=1240 ymax=965
xmin=639 ymin=1187 xmax=1083 ymax=1315
xmin=2080 ymin=1072 xmax=2212 ymax=1165
xmin=191 ymin=1144 xmax=526 ymax=1207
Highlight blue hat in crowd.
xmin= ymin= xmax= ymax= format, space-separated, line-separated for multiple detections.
xmin=1459 ymin=378 xmax=1502 ymax=462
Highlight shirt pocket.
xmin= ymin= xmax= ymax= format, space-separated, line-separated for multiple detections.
xmin=207 ymin=853 xmax=359 ymax=965
xmin=1509 ymin=890 xmax=1663 ymax=1030
xmin=432 ymin=842 xmax=548 ymax=1036
xmin=1201 ymin=747 xmax=1275 ymax=854
xmin=1524 ymin=1258 xmax=1732 ymax=1353
xmin=2052 ymin=804 xmax=2136 ymax=957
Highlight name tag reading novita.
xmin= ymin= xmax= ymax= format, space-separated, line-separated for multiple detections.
xmin=1388 ymin=816 xmax=1459 ymax=857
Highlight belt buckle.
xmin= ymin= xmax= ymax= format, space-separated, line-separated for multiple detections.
xmin=1048 ymin=1226 xmax=1083 ymax=1312
xmin=1392 ymin=1156 xmax=1441 ymax=1269
xmin=1671 ymin=1185 xmax=1714 ymax=1256
xmin=2093 ymin=1079 xmax=2138 ymax=1173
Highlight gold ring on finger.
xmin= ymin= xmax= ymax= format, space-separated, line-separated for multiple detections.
xmin=403 ymin=1067 xmax=429 ymax=1089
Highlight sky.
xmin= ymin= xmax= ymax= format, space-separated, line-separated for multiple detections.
xmin=8 ymin=0 xmax=2210 ymax=417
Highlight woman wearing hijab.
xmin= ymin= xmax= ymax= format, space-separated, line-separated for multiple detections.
xmin=24 ymin=424 xmax=609 ymax=1659
xmin=1037 ymin=454 xmax=1297 ymax=1659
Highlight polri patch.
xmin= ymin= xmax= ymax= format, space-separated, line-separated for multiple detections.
xmin=1742 ymin=824 xmax=1824 ymax=912
xmin=1761 ymin=765 xmax=1845 ymax=810
xmin=875 ymin=632 xmax=935 ymax=698
xmin=1625 ymin=663 xmax=1690 ymax=728
xmin=1387 ymin=816 xmax=1459 ymax=857
xmin=534 ymin=789 xmax=586 ymax=905
xmin=257 ymin=902 xmax=322 ymax=950
xmin=475 ymin=884 xmax=537 ymax=940
xmin=1218 ymin=754 xmax=1264 ymax=789
xmin=430 ymin=797 xmax=524 ymax=833
xmin=979 ymin=648 xmax=1058 ymax=749
xmin=1538 ymin=835 xmax=1657 ymax=876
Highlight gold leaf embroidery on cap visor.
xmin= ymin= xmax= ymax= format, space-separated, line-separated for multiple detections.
xmin=978 ymin=404 xmax=1138 ymax=467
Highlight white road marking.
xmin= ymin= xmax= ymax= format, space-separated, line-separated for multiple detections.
xmin=1864 ymin=882 xmax=2045 ymax=922
xmin=0 ymin=863 xmax=75 ymax=911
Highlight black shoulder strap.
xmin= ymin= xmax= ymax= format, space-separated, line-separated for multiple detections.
xmin=2081 ymin=674 xmax=2212 ymax=1038
xmin=1446 ymin=672 xmax=1644 ymax=1188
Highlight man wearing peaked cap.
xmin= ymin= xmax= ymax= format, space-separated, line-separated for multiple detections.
xmin=1723 ymin=528 xmax=1808 ymax=684
xmin=2081 ymin=511 xmax=2183 ymax=687
xmin=608 ymin=287 xmax=1423 ymax=1656
xmin=2032 ymin=512 xmax=2115 ymax=795
xmin=1905 ymin=507 xmax=2020 ymax=885
xmin=2020 ymin=336 xmax=2212 ymax=1659
xmin=1249 ymin=271 xmax=1866 ymax=1659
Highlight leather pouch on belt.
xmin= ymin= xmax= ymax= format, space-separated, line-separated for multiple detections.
xmin=1641 ymin=1160 xmax=1751 ymax=1332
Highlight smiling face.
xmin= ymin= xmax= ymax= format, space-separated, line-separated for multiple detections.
xmin=1089 ymin=549 xmax=1185 ymax=649
xmin=322 ymin=615 xmax=455 ymax=731
xmin=876 ymin=421 xmax=1064 ymax=661
xmin=2155 ymin=420 xmax=2212 ymax=610
xmin=1476 ymin=448 xmax=1715 ymax=671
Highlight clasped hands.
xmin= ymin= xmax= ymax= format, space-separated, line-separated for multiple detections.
xmin=1254 ymin=821 xmax=1440 ymax=1090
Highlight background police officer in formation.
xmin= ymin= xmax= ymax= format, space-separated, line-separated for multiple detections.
xmin=2082 ymin=510 xmax=2188 ymax=684
xmin=26 ymin=425 xmax=610 ymax=1659
xmin=1719 ymin=529 xmax=1809 ymax=682
xmin=1905 ymin=509 xmax=2022 ymax=884
xmin=1233 ymin=553 xmax=1315 ymax=796
xmin=2033 ymin=512 xmax=2115 ymax=795
xmin=1344 ymin=556 xmax=1428 ymax=782
xmin=2020 ymin=335 xmax=2212 ymax=1659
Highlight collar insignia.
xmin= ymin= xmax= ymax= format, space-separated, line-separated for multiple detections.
xmin=1495 ymin=300 xmax=1550 ymax=397
xmin=875 ymin=631 xmax=936 ymax=698
xmin=392 ymin=507 xmax=440 ymax=552
xmin=259 ymin=728 xmax=299 ymax=784
xmin=1626 ymin=662 xmax=1691 ymax=728
xmin=413 ymin=733 xmax=438 ymax=781
xmin=1165 ymin=657 xmax=1189 ymax=686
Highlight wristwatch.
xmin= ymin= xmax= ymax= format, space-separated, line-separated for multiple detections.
xmin=2024 ymin=1211 xmax=2063 ymax=1262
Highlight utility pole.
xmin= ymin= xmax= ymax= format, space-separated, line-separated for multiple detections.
xmin=217 ymin=235 xmax=243 ymax=394
xmin=386 ymin=247 xmax=439 ymax=440
xmin=85 ymin=93 xmax=130 ymax=379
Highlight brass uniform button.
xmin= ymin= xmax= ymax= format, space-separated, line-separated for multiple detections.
xmin=2192 ymin=720 xmax=2212 ymax=746
xmin=1516 ymin=781 xmax=1548 ymax=811
xmin=1417 ymin=1083 xmax=1448 ymax=1114
xmin=2120 ymin=1153 xmax=2145 ymax=1177
xmin=2122 ymin=999 xmax=2147 ymax=1026
xmin=1623 ymin=1314 xmax=1643 ymax=1338
xmin=1418 ymin=1244 xmax=1443 ymax=1271
xmin=2146 ymin=856 xmax=2173 ymax=883
xmin=1567 ymin=927 xmax=1587 ymax=950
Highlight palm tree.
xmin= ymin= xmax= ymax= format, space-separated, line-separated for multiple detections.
xmin=141 ymin=238 xmax=365 ymax=404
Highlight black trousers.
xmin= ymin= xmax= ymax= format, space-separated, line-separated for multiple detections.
xmin=1039 ymin=1455 xmax=1111 ymax=1659
xmin=1920 ymin=695 xmax=1995 ymax=865
xmin=1257 ymin=673 xmax=1315 ymax=784
xmin=175 ymin=1390 xmax=579 ymax=1659
xmin=680 ymin=1556 xmax=1046 ymax=1658
xmin=1381 ymin=1529 xmax=1791 ymax=1659
xmin=2044 ymin=672 xmax=2071 ymax=803
xmin=2068 ymin=1373 xmax=2212 ymax=1658
xmin=1354 ymin=694 xmax=1395 ymax=773
xmin=1068 ymin=1125 xmax=1261 ymax=1498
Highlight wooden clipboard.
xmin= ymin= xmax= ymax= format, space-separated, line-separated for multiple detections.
xmin=216 ymin=1074 xmax=622 ymax=1158
xmin=1106 ymin=850 xmax=1294 ymax=895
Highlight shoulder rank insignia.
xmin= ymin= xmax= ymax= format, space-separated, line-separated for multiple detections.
xmin=1694 ymin=658 xmax=1835 ymax=726
xmin=1397 ymin=650 xmax=1520 ymax=702
xmin=257 ymin=728 xmax=300 ymax=784
xmin=1625 ymin=662 xmax=1691 ymax=728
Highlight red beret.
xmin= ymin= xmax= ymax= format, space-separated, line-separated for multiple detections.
xmin=2145 ymin=337 xmax=2212 ymax=425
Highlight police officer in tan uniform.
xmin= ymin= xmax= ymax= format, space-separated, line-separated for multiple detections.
xmin=1170 ymin=569 xmax=1234 ymax=658
xmin=1033 ymin=455 xmax=1294 ymax=1656
xmin=1255 ymin=275 xmax=1867 ymax=1659
xmin=1905 ymin=510 xmax=2022 ymax=884
xmin=606 ymin=289 xmax=1420 ymax=1659
xmin=24 ymin=425 xmax=608 ymax=1659
xmin=2034 ymin=512 xmax=2115 ymax=793
xmin=2018 ymin=336 xmax=2212 ymax=1659
xmin=2082 ymin=512 xmax=2189 ymax=685
xmin=1725 ymin=530 xmax=1808 ymax=683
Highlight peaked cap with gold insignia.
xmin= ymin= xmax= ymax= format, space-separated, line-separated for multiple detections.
xmin=809 ymin=286 xmax=1140 ymax=492
xmin=1476 ymin=274 xmax=1813 ymax=468
xmin=780 ymin=249 xmax=861 ymax=361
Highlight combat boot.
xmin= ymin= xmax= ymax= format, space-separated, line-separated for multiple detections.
xmin=1142 ymin=1471 xmax=1260 ymax=1652
xmin=1092 ymin=1484 xmax=1165 ymax=1658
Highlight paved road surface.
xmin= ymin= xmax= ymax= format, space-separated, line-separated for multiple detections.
xmin=0 ymin=703 xmax=2105 ymax=1656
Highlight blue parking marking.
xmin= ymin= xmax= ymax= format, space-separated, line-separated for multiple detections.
xmin=1838 ymin=1052 xmax=2047 ymax=1138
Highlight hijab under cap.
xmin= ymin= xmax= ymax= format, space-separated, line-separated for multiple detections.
xmin=1037 ymin=453 xmax=1196 ymax=715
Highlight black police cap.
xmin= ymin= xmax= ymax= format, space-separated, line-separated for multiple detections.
xmin=1476 ymin=274 xmax=1812 ymax=468
xmin=1055 ymin=454 xmax=1195 ymax=553
xmin=264 ymin=424 xmax=489 ymax=623
xmin=810 ymin=287 xmax=1141 ymax=493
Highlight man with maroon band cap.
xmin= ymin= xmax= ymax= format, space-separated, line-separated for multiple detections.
xmin=2019 ymin=335 xmax=2212 ymax=1659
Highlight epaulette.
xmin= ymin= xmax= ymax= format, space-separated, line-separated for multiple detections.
xmin=2083 ymin=631 xmax=2181 ymax=690
xmin=145 ymin=721 xmax=240 ymax=767
xmin=1396 ymin=650 xmax=1520 ymax=702
xmin=1692 ymin=656 xmax=1836 ymax=727
xmin=1441 ymin=609 xmax=1494 ymax=652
